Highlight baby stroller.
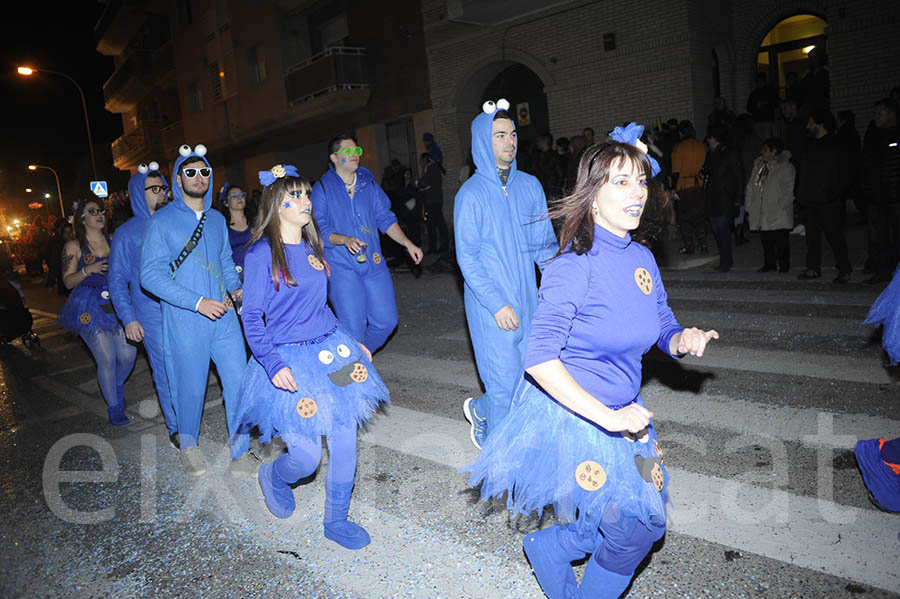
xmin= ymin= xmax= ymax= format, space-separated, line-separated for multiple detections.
xmin=0 ymin=277 xmax=40 ymax=348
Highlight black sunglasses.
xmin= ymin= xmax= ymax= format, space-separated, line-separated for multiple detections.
xmin=145 ymin=185 xmax=169 ymax=193
xmin=181 ymin=167 xmax=211 ymax=178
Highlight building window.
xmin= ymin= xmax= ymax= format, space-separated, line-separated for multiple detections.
xmin=188 ymin=81 xmax=203 ymax=113
xmin=207 ymin=60 xmax=223 ymax=102
xmin=247 ymin=46 xmax=267 ymax=83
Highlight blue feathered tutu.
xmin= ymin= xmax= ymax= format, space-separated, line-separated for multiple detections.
xmin=58 ymin=278 xmax=120 ymax=337
xmin=864 ymin=268 xmax=900 ymax=365
xmin=463 ymin=376 xmax=668 ymax=535
xmin=230 ymin=325 xmax=389 ymax=454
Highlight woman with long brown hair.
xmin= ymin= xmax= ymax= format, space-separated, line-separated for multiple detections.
xmin=228 ymin=165 xmax=389 ymax=550
xmin=465 ymin=124 xmax=719 ymax=598
xmin=59 ymin=198 xmax=136 ymax=425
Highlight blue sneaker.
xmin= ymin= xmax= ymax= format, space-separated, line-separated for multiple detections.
xmin=463 ymin=397 xmax=488 ymax=449
xmin=258 ymin=462 xmax=295 ymax=519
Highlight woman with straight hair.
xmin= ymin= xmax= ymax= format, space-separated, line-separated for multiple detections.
xmin=228 ymin=165 xmax=389 ymax=549
xmin=59 ymin=199 xmax=137 ymax=425
xmin=465 ymin=124 xmax=718 ymax=598
xmin=219 ymin=182 xmax=254 ymax=279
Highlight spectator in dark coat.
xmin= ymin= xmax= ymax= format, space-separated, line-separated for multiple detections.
xmin=797 ymin=108 xmax=851 ymax=283
xmin=862 ymin=99 xmax=900 ymax=284
xmin=418 ymin=153 xmax=449 ymax=255
xmin=836 ymin=110 xmax=863 ymax=219
xmin=703 ymin=125 xmax=742 ymax=272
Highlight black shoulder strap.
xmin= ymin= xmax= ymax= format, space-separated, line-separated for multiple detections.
xmin=169 ymin=211 xmax=207 ymax=277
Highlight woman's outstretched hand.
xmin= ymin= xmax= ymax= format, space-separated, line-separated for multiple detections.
xmin=272 ymin=367 xmax=298 ymax=392
xmin=673 ymin=327 xmax=719 ymax=357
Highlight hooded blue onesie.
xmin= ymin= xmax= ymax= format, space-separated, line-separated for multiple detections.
xmin=109 ymin=168 xmax=176 ymax=436
xmin=454 ymin=103 xmax=557 ymax=432
xmin=311 ymin=166 xmax=400 ymax=351
xmin=140 ymin=150 xmax=248 ymax=451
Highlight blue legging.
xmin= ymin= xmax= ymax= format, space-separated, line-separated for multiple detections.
xmin=328 ymin=267 xmax=398 ymax=352
xmin=275 ymin=426 xmax=357 ymax=486
xmin=81 ymin=328 xmax=137 ymax=409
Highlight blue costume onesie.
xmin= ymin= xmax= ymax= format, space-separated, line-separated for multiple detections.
xmin=140 ymin=146 xmax=248 ymax=451
xmin=465 ymin=223 xmax=683 ymax=598
xmin=231 ymin=223 xmax=388 ymax=549
xmin=59 ymin=233 xmax=137 ymax=425
xmin=454 ymin=99 xmax=557 ymax=437
xmin=311 ymin=166 xmax=399 ymax=351
xmin=855 ymin=269 xmax=900 ymax=512
xmin=108 ymin=164 xmax=176 ymax=436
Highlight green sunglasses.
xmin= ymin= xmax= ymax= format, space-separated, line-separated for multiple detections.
xmin=333 ymin=146 xmax=363 ymax=158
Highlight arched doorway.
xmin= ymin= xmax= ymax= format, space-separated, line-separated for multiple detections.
xmin=757 ymin=14 xmax=828 ymax=107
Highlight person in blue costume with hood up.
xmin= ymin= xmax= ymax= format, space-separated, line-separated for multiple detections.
xmin=310 ymin=134 xmax=423 ymax=353
xmin=454 ymin=98 xmax=558 ymax=449
xmin=109 ymin=161 xmax=179 ymax=447
xmin=464 ymin=125 xmax=719 ymax=599
xmin=854 ymin=269 xmax=900 ymax=513
xmin=140 ymin=144 xmax=250 ymax=477
xmin=59 ymin=198 xmax=137 ymax=426
xmin=230 ymin=164 xmax=389 ymax=549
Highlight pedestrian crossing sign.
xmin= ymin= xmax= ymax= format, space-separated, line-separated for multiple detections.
xmin=90 ymin=181 xmax=108 ymax=198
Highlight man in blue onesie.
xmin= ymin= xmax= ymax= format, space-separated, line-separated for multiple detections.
xmin=109 ymin=162 xmax=178 ymax=447
xmin=311 ymin=134 xmax=423 ymax=352
xmin=141 ymin=144 xmax=250 ymax=477
xmin=455 ymin=99 xmax=558 ymax=449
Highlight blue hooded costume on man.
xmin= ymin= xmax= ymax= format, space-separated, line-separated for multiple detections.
xmin=311 ymin=163 xmax=399 ymax=351
xmin=109 ymin=163 xmax=176 ymax=436
xmin=454 ymin=99 xmax=557 ymax=441
xmin=140 ymin=145 xmax=248 ymax=452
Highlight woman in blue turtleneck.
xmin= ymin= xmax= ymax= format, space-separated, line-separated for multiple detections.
xmin=465 ymin=132 xmax=719 ymax=599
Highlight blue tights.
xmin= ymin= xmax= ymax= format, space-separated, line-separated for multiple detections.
xmin=81 ymin=328 xmax=137 ymax=409
xmin=276 ymin=426 xmax=357 ymax=486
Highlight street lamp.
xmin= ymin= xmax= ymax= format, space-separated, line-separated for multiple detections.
xmin=44 ymin=193 xmax=51 ymax=199
xmin=28 ymin=165 xmax=65 ymax=218
xmin=25 ymin=188 xmax=32 ymax=193
xmin=17 ymin=66 xmax=98 ymax=180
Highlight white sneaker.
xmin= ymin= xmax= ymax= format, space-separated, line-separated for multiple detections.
xmin=790 ymin=224 xmax=806 ymax=236
xmin=180 ymin=446 xmax=207 ymax=476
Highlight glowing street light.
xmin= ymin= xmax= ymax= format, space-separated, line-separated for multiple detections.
xmin=44 ymin=193 xmax=51 ymax=199
xmin=25 ymin=188 xmax=32 ymax=193
xmin=27 ymin=164 xmax=65 ymax=218
xmin=17 ymin=66 xmax=97 ymax=180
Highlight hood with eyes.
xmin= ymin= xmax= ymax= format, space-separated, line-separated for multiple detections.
xmin=128 ymin=161 xmax=169 ymax=219
xmin=471 ymin=98 xmax=516 ymax=186
xmin=171 ymin=144 xmax=212 ymax=212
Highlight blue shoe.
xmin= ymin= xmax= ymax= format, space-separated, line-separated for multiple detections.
xmin=855 ymin=439 xmax=900 ymax=512
xmin=575 ymin=555 xmax=632 ymax=599
xmin=107 ymin=405 xmax=130 ymax=426
xmin=523 ymin=527 xmax=579 ymax=599
xmin=258 ymin=461 xmax=295 ymax=519
xmin=463 ymin=397 xmax=488 ymax=450
xmin=324 ymin=481 xmax=370 ymax=549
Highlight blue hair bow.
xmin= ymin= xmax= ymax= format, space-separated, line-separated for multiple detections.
xmin=609 ymin=122 xmax=661 ymax=177
xmin=258 ymin=164 xmax=299 ymax=187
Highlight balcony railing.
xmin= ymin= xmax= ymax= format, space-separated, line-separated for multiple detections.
xmin=111 ymin=122 xmax=163 ymax=166
xmin=103 ymin=41 xmax=174 ymax=112
xmin=284 ymin=46 xmax=368 ymax=107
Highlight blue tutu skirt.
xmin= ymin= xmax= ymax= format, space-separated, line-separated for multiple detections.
xmin=58 ymin=281 xmax=120 ymax=337
xmin=463 ymin=376 xmax=668 ymax=535
xmin=864 ymin=268 xmax=900 ymax=365
xmin=230 ymin=326 xmax=389 ymax=448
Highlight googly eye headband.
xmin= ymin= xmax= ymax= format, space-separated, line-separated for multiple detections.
xmin=481 ymin=98 xmax=511 ymax=115
xmin=258 ymin=164 xmax=299 ymax=187
xmin=137 ymin=161 xmax=161 ymax=174
xmin=608 ymin=123 xmax=661 ymax=177
xmin=178 ymin=144 xmax=207 ymax=158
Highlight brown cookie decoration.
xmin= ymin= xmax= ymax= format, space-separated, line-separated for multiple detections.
xmin=634 ymin=267 xmax=652 ymax=295
xmin=372 ymin=252 xmax=382 ymax=265
xmin=651 ymin=463 xmax=664 ymax=491
xmin=79 ymin=312 xmax=92 ymax=325
xmin=350 ymin=363 xmax=368 ymax=383
xmin=308 ymin=254 xmax=325 ymax=271
xmin=295 ymin=397 xmax=318 ymax=418
xmin=575 ymin=460 xmax=607 ymax=491
xmin=83 ymin=254 xmax=96 ymax=265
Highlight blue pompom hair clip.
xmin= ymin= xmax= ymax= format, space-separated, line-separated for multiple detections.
xmin=258 ymin=164 xmax=299 ymax=187
xmin=609 ymin=123 xmax=661 ymax=177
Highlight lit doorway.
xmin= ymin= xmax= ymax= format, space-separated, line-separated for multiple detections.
xmin=757 ymin=14 xmax=828 ymax=106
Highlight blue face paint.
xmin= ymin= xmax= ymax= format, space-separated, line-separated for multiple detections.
xmin=283 ymin=201 xmax=291 ymax=209
xmin=340 ymin=157 xmax=347 ymax=165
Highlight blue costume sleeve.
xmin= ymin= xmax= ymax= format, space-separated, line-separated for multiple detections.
xmin=373 ymin=183 xmax=399 ymax=233
xmin=524 ymin=252 xmax=589 ymax=368
xmin=311 ymin=181 xmax=337 ymax=249
xmin=218 ymin=218 xmax=241 ymax=293
xmin=140 ymin=218 xmax=203 ymax=311
xmin=242 ymin=247 xmax=289 ymax=380
xmin=530 ymin=189 xmax=558 ymax=268
xmin=108 ymin=230 xmax=138 ymax=325
xmin=454 ymin=190 xmax=508 ymax=315
xmin=649 ymin=259 xmax=683 ymax=357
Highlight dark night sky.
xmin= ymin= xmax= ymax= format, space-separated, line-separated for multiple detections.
xmin=1 ymin=2 xmax=124 ymax=219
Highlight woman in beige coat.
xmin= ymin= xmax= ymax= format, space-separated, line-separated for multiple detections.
xmin=745 ymin=137 xmax=795 ymax=272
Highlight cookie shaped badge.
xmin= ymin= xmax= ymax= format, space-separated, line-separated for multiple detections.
xmin=634 ymin=267 xmax=652 ymax=295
